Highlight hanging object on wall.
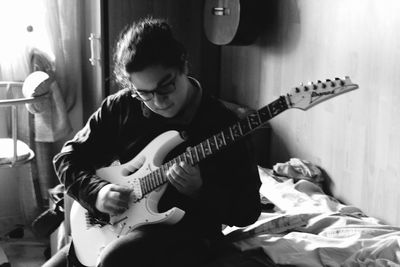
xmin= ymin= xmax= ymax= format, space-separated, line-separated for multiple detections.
xmin=204 ymin=0 xmax=262 ymax=45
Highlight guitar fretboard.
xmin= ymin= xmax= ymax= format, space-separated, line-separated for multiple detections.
xmin=139 ymin=96 xmax=288 ymax=196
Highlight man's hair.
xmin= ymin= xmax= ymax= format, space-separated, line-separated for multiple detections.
xmin=113 ymin=17 xmax=187 ymax=90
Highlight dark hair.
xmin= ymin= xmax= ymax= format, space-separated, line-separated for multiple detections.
xmin=113 ymin=17 xmax=187 ymax=90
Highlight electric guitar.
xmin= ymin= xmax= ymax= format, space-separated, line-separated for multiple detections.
xmin=70 ymin=76 xmax=359 ymax=266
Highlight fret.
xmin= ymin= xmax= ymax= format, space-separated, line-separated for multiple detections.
xmin=152 ymin=171 xmax=158 ymax=186
xmin=161 ymin=169 xmax=166 ymax=183
xmin=248 ymin=112 xmax=262 ymax=129
xmin=161 ymin=165 xmax=168 ymax=182
xmin=156 ymin=171 xmax=161 ymax=186
xmin=266 ymin=105 xmax=273 ymax=119
xmin=222 ymin=128 xmax=233 ymax=145
xmin=269 ymin=97 xmax=288 ymax=117
xmin=145 ymin=175 xmax=151 ymax=191
xmin=206 ymin=138 xmax=215 ymax=155
xmin=144 ymin=175 xmax=151 ymax=192
xmin=208 ymin=136 xmax=218 ymax=153
xmin=152 ymin=173 xmax=158 ymax=188
xmin=231 ymin=123 xmax=242 ymax=140
xmin=192 ymin=146 xmax=200 ymax=164
xmin=258 ymin=106 xmax=271 ymax=123
xmin=158 ymin=169 xmax=164 ymax=185
xmin=215 ymin=132 xmax=225 ymax=148
xmin=140 ymin=178 xmax=147 ymax=194
xmin=200 ymin=143 xmax=205 ymax=157
xmin=172 ymin=159 xmax=176 ymax=167
xmin=149 ymin=174 xmax=155 ymax=190
xmin=195 ymin=145 xmax=205 ymax=160
xmin=186 ymin=148 xmax=195 ymax=165
xmin=146 ymin=176 xmax=151 ymax=193
xmin=239 ymin=120 xmax=251 ymax=135
xmin=202 ymin=140 xmax=212 ymax=156
xmin=142 ymin=176 xmax=147 ymax=193
xmin=155 ymin=170 xmax=161 ymax=185
xmin=213 ymin=135 xmax=219 ymax=150
xmin=165 ymin=161 xmax=170 ymax=169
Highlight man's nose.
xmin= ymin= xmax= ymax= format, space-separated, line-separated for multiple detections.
xmin=153 ymin=93 xmax=169 ymax=107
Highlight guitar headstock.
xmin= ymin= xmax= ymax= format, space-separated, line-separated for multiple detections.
xmin=285 ymin=76 xmax=359 ymax=110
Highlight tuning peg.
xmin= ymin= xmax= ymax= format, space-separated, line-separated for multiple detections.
xmin=335 ymin=77 xmax=345 ymax=86
xmin=325 ymin=79 xmax=335 ymax=87
xmin=308 ymin=82 xmax=318 ymax=90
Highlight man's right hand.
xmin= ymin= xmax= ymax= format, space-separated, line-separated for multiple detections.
xmin=95 ymin=184 xmax=133 ymax=216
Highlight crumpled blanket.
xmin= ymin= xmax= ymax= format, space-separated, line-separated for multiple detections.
xmin=223 ymin=165 xmax=400 ymax=267
xmin=273 ymin=157 xmax=325 ymax=186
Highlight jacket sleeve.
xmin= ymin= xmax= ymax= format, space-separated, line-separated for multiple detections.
xmin=53 ymin=96 xmax=122 ymax=215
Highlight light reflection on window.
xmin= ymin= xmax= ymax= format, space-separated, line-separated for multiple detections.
xmin=0 ymin=0 xmax=53 ymax=80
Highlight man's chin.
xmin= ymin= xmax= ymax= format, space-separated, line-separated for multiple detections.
xmin=157 ymin=108 xmax=177 ymax=118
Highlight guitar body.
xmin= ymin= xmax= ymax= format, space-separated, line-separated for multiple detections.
xmin=70 ymin=130 xmax=186 ymax=266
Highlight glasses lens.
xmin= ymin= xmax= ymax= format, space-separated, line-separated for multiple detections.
xmin=134 ymin=73 xmax=177 ymax=101
xmin=156 ymin=81 xmax=176 ymax=95
xmin=134 ymin=91 xmax=152 ymax=101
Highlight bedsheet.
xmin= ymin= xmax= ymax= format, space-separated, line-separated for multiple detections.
xmin=223 ymin=167 xmax=400 ymax=267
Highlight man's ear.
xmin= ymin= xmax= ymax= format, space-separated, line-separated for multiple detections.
xmin=182 ymin=59 xmax=189 ymax=75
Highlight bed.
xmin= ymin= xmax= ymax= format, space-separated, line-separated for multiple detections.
xmin=217 ymin=160 xmax=400 ymax=267
xmin=47 ymin=160 xmax=400 ymax=266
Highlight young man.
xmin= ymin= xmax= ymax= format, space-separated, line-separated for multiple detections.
xmin=46 ymin=17 xmax=261 ymax=267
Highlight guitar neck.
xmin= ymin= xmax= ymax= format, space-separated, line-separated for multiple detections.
xmin=139 ymin=96 xmax=289 ymax=195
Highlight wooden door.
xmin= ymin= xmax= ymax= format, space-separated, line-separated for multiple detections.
xmin=81 ymin=0 xmax=105 ymax=122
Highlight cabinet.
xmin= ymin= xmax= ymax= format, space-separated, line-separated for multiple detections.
xmin=81 ymin=0 xmax=105 ymax=122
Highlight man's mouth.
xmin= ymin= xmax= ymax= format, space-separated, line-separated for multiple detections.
xmin=156 ymin=104 xmax=173 ymax=111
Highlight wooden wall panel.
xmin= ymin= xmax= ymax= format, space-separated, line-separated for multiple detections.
xmin=220 ymin=0 xmax=400 ymax=225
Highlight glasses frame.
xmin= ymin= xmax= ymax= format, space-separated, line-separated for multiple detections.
xmin=133 ymin=73 xmax=178 ymax=102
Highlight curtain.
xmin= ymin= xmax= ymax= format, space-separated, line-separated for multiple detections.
xmin=0 ymin=0 xmax=83 ymax=224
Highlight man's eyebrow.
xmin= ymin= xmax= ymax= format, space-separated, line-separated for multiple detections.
xmin=157 ymin=73 xmax=174 ymax=86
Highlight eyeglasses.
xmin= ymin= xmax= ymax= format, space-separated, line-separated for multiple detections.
xmin=133 ymin=74 xmax=177 ymax=102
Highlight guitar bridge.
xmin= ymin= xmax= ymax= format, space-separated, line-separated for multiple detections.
xmin=111 ymin=216 xmax=128 ymax=226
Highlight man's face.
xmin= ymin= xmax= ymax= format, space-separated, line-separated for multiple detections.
xmin=130 ymin=65 xmax=188 ymax=118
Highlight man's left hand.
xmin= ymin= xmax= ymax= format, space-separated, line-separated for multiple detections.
xmin=167 ymin=161 xmax=202 ymax=198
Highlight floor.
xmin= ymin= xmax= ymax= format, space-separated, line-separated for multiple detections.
xmin=0 ymin=227 xmax=48 ymax=267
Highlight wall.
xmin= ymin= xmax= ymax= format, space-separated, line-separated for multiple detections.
xmin=220 ymin=0 xmax=400 ymax=226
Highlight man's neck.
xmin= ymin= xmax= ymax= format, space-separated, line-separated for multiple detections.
xmin=167 ymin=76 xmax=202 ymax=125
